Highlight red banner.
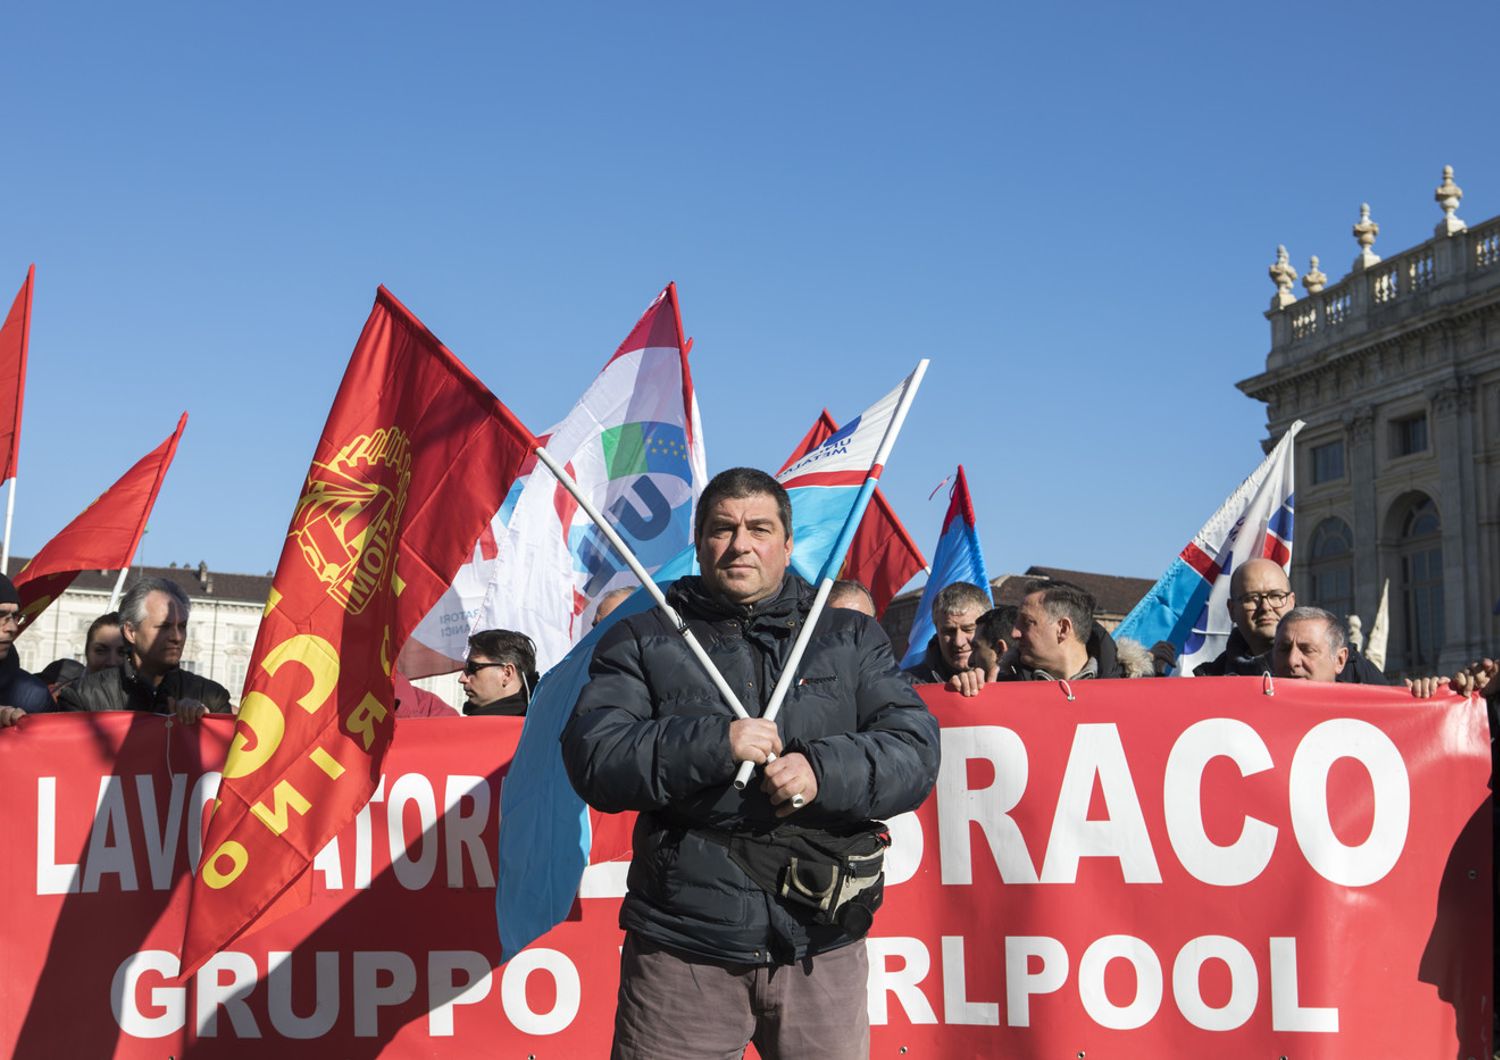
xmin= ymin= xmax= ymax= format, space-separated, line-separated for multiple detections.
xmin=0 ymin=678 xmax=1489 ymax=1057
xmin=13 ymin=412 xmax=187 ymax=632
xmin=182 ymin=288 xmax=538 ymax=973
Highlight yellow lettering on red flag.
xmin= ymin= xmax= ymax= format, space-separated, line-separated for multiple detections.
xmin=180 ymin=286 xmax=538 ymax=974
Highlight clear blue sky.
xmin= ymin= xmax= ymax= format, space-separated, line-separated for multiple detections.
xmin=3 ymin=2 xmax=1496 ymax=585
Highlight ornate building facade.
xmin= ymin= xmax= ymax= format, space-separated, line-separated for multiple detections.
xmin=1237 ymin=167 xmax=1500 ymax=675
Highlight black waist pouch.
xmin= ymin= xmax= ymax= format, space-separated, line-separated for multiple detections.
xmin=701 ymin=824 xmax=889 ymax=936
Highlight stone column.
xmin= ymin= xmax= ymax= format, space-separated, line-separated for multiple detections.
xmin=1429 ymin=376 xmax=1474 ymax=671
xmin=1342 ymin=405 xmax=1380 ymax=624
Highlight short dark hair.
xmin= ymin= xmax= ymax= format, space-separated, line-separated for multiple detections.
xmin=86 ymin=611 xmax=122 ymax=649
xmin=976 ymin=605 xmax=1017 ymax=649
xmin=1023 ymin=580 xmax=1095 ymax=644
xmin=694 ymin=467 xmax=792 ymax=541
xmin=828 ymin=579 xmax=875 ymax=610
xmin=931 ymin=581 xmax=991 ymax=622
xmin=467 ymin=629 xmax=539 ymax=684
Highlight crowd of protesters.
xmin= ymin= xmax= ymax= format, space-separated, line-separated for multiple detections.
xmin=0 ymin=528 xmax=1495 ymax=732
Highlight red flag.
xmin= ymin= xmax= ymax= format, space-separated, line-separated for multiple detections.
xmin=780 ymin=410 xmax=926 ymax=614
xmin=181 ymin=287 xmax=538 ymax=974
xmin=0 ymin=266 xmax=35 ymax=482
xmin=12 ymin=412 xmax=187 ymax=632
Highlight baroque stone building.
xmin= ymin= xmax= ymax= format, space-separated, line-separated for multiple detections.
xmin=1237 ymin=167 xmax=1500 ymax=675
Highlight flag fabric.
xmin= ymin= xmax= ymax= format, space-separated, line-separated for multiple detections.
xmin=1366 ymin=578 xmax=1391 ymax=671
xmin=472 ymin=283 xmax=707 ymax=673
xmin=1113 ymin=421 xmax=1303 ymax=674
xmin=0 ymin=266 xmax=34 ymax=482
xmin=779 ymin=410 xmax=926 ymax=614
xmin=899 ymin=465 xmax=992 ymax=669
xmin=12 ymin=413 xmax=187 ymax=632
xmin=497 ymin=366 xmax=925 ymax=961
xmin=181 ymin=287 xmax=538 ymax=974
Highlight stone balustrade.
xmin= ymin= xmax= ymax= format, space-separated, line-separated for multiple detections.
xmin=1265 ymin=171 xmax=1500 ymax=367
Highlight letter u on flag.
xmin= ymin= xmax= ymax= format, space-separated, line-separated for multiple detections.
xmin=472 ymin=282 xmax=706 ymax=673
xmin=181 ymin=287 xmax=538 ymax=974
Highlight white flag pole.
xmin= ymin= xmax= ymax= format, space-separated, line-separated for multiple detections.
xmin=108 ymin=567 xmax=130 ymax=612
xmin=732 ymin=358 xmax=928 ymax=791
xmin=0 ymin=477 xmax=14 ymax=574
xmin=530 ymin=446 xmax=754 ymax=724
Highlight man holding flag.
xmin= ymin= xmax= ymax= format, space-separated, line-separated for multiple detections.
xmin=560 ymin=467 xmax=939 ymax=1060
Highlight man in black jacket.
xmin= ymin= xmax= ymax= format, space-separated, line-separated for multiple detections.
xmin=58 ymin=577 xmax=230 ymax=722
xmin=562 ymin=467 xmax=940 ymax=1060
xmin=0 ymin=574 xmax=52 ymax=713
xmin=1194 ymin=558 xmax=1393 ymax=684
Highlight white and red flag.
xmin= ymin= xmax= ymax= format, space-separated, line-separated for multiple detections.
xmin=470 ymin=283 xmax=707 ymax=672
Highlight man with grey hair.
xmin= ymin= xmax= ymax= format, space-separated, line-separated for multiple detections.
xmin=1199 ymin=558 xmax=1393 ymax=684
xmin=1267 ymin=606 xmax=1487 ymax=698
xmin=58 ymin=576 xmax=231 ymax=722
xmin=1269 ymin=606 xmax=1349 ymax=683
xmin=903 ymin=580 xmax=992 ymax=684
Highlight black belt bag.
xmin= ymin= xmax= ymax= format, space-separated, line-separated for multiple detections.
xmin=701 ymin=825 xmax=890 ymax=936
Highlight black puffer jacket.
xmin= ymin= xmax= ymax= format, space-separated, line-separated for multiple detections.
xmin=1196 ymin=628 xmax=1398 ymax=685
xmin=561 ymin=572 xmax=939 ymax=965
xmin=901 ymin=636 xmax=960 ymax=685
xmin=57 ymin=658 xmax=232 ymax=714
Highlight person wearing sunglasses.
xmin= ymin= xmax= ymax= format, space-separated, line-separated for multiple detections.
xmin=458 ymin=629 xmax=538 ymax=716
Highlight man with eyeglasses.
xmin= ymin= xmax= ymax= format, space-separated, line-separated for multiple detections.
xmin=458 ymin=628 xmax=539 ymax=716
xmin=0 ymin=574 xmax=51 ymax=721
xmin=1195 ymin=558 xmax=1392 ymax=684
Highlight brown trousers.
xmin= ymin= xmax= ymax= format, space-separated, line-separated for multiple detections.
xmin=610 ymin=933 xmax=871 ymax=1060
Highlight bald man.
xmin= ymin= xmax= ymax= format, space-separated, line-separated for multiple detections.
xmin=1197 ymin=557 xmax=1392 ymax=684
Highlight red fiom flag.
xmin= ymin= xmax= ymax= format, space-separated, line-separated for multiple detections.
xmin=180 ymin=287 xmax=538 ymax=974
xmin=12 ymin=412 xmax=187 ymax=632
xmin=780 ymin=409 xmax=926 ymax=614
xmin=0 ymin=265 xmax=35 ymax=482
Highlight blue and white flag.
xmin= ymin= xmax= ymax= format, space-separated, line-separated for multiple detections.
xmin=497 ymin=364 xmax=926 ymax=961
xmin=1114 ymin=421 xmax=1302 ymax=674
xmin=900 ymin=465 xmax=992 ymax=669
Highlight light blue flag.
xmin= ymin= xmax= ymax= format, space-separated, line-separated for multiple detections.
xmin=900 ymin=466 xmax=992 ymax=669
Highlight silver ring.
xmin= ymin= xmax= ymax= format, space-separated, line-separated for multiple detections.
xmin=790 ymin=794 xmax=806 ymax=808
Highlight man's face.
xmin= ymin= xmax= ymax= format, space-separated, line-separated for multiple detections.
xmin=936 ymin=606 xmax=983 ymax=671
xmin=1272 ymin=619 xmax=1347 ymax=682
xmin=0 ymin=602 xmax=19 ymax=659
xmin=696 ymin=493 xmax=792 ymax=606
xmin=1230 ymin=564 xmax=1295 ymax=647
xmin=1012 ymin=593 xmax=1064 ymax=671
xmin=458 ymin=653 xmax=514 ymax=708
xmin=125 ymin=592 xmax=187 ymax=673
xmin=969 ymin=635 xmax=1003 ymax=676
xmin=86 ymin=625 xmax=127 ymax=672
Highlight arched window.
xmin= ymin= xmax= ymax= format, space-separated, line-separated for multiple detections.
xmin=1398 ymin=497 xmax=1443 ymax=672
xmin=1308 ymin=517 xmax=1354 ymax=621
